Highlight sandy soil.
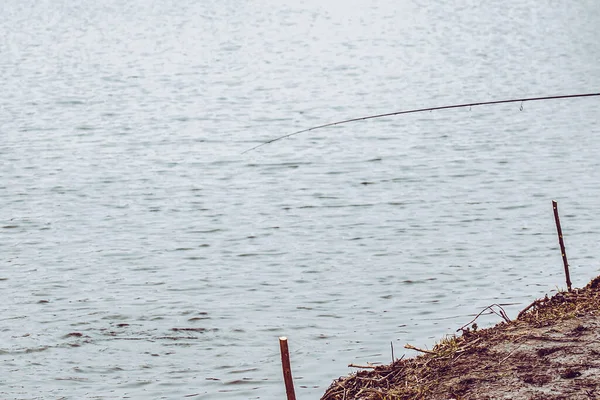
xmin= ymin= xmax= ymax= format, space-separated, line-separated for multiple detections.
xmin=320 ymin=276 xmax=600 ymax=400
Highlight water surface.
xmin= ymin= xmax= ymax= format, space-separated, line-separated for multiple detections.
xmin=1 ymin=0 xmax=600 ymax=398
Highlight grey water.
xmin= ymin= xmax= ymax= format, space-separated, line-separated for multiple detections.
xmin=1 ymin=0 xmax=599 ymax=398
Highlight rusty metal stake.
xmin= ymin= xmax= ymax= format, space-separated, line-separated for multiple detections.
xmin=279 ymin=337 xmax=297 ymax=400
xmin=552 ymin=200 xmax=572 ymax=291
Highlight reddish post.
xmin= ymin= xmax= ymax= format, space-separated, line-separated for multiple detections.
xmin=552 ymin=200 xmax=572 ymax=291
xmin=279 ymin=337 xmax=297 ymax=400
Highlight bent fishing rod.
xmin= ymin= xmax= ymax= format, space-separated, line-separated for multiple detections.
xmin=242 ymin=92 xmax=600 ymax=154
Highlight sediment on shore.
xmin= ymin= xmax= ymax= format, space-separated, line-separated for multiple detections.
xmin=320 ymin=276 xmax=600 ymax=400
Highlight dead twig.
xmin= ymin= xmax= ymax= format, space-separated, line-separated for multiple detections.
xmin=348 ymin=364 xmax=377 ymax=369
xmin=404 ymin=344 xmax=437 ymax=355
xmin=517 ymin=299 xmax=540 ymax=319
xmin=499 ymin=346 xmax=521 ymax=365
xmin=494 ymin=305 xmax=511 ymax=323
xmin=457 ymin=304 xmax=511 ymax=333
xmin=458 ymin=337 xmax=482 ymax=352
xmin=517 ymin=295 xmax=550 ymax=320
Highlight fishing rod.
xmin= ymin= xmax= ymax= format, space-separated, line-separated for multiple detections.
xmin=242 ymin=92 xmax=600 ymax=154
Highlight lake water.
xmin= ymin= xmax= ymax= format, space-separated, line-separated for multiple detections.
xmin=1 ymin=0 xmax=599 ymax=398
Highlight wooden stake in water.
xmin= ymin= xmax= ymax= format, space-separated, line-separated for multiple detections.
xmin=552 ymin=200 xmax=572 ymax=291
xmin=279 ymin=337 xmax=297 ymax=400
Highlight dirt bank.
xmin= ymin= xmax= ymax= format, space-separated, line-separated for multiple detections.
xmin=321 ymin=276 xmax=600 ymax=400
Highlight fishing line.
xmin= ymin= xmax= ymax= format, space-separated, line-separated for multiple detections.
xmin=242 ymin=92 xmax=600 ymax=154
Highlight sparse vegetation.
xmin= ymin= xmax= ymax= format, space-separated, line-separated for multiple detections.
xmin=321 ymin=276 xmax=600 ymax=400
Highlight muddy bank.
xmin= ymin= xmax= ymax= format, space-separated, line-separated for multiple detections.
xmin=321 ymin=276 xmax=600 ymax=400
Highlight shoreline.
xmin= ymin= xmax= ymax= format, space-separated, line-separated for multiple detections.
xmin=320 ymin=276 xmax=600 ymax=400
